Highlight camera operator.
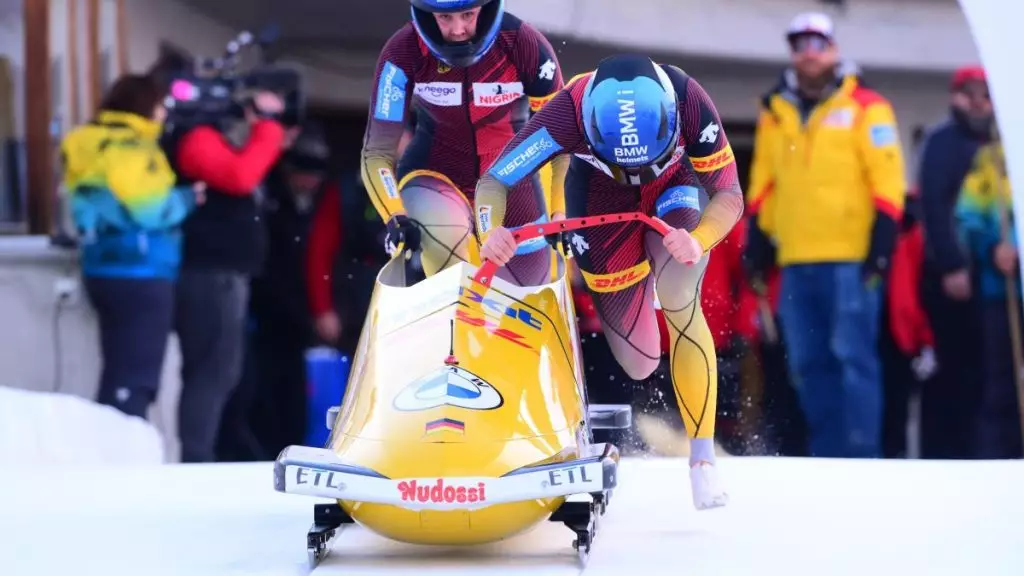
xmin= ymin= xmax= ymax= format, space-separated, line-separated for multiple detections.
xmin=172 ymin=90 xmax=287 ymax=463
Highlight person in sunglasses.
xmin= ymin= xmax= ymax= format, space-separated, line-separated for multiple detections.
xmin=744 ymin=12 xmax=908 ymax=459
xmin=477 ymin=53 xmax=744 ymax=511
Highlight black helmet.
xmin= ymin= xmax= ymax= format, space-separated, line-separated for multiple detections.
xmin=409 ymin=0 xmax=504 ymax=68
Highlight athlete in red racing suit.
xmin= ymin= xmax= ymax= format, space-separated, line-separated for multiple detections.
xmin=360 ymin=0 xmax=566 ymax=286
xmin=477 ymin=55 xmax=745 ymax=510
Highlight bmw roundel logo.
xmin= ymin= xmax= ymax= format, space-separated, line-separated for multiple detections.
xmin=393 ymin=366 xmax=504 ymax=412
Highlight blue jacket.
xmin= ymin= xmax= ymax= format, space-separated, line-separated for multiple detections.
xmin=955 ymin=142 xmax=1017 ymax=300
xmin=61 ymin=111 xmax=197 ymax=279
xmin=917 ymin=113 xmax=990 ymax=274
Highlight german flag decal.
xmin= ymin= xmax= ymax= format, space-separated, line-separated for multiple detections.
xmin=425 ymin=417 xmax=465 ymax=435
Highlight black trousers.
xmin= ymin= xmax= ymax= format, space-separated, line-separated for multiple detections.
xmin=880 ymin=292 xmax=915 ymax=459
xmin=758 ymin=316 xmax=808 ymax=457
xmin=919 ymin=266 xmax=983 ymax=459
xmin=245 ymin=310 xmax=310 ymax=459
xmin=85 ymin=276 xmax=174 ymax=419
xmin=976 ymin=298 xmax=1024 ymax=459
xmin=174 ymin=269 xmax=250 ymax=463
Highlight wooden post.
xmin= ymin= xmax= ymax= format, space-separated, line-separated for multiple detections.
xmin=24 ymin=0 xmax=52 ymax=235
xmin=67 ymin=0 xmax=80 ymax=126
xmin=115 ymin=0 xmax=129 ymax=75
xmin=85 ymin=0 xmax=100 ymax=114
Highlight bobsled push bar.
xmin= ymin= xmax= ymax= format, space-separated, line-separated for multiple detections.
xmin=472 ymin=211 xmax=672 ymax=288
xmin=274 ymin=442 xmax=619 ymax=510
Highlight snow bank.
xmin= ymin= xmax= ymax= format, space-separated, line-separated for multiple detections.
xmin=0 ymin=387 xmax=165 ymax=466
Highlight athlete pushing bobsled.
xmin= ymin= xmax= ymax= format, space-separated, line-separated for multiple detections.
xmin=361 ymin=0 xmax=567 ymax=286
xmin=477 ymin=54 xmax=745 ymax=510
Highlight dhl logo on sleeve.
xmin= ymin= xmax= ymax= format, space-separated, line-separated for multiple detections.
xmin=580 ymin=260 xmax=651 ymax=293
xmin=690 ymin=144 xmax=735 ymax=173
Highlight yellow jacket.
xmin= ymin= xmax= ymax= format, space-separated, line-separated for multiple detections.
xmin=60 ymin=110 xmax=197 ymax=278
xmin=748 ymin=71 xmax=907 ymax=265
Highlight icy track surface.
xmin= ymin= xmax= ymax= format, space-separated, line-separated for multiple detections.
xmin=2 ymin=457 xmax=1023 ymax=575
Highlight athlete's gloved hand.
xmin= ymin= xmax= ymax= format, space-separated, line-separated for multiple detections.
xmin=384 ymin=214 xmax=420 ymax=256
xmin=481 ymin=226 xmax=516 ymax=266
xmin=658 ymin=219 xmax=704 ymax=265
xmin=545 ymin=212 xmax=568 ymax=255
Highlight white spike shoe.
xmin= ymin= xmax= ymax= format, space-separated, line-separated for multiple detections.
xmin=689 ymin=461 xmax=729 ymax=510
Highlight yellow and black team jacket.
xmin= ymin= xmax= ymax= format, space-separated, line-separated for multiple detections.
xmin=747 ymin=65 xmax=907 ymax=269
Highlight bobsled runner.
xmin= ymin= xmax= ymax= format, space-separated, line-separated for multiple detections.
xmin=274 ymin=212 xmax=671 ymax=568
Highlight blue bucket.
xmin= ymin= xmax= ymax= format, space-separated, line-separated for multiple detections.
xmin=304 ymin=347 xmax=350 ymax=447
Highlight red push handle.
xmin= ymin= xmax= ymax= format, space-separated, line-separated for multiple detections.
xmin=471 ymin=211 xmax=672 ymax=288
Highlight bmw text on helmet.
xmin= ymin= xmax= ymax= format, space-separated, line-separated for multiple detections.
xmin=614 ymin=89 xmax=649 ymax=164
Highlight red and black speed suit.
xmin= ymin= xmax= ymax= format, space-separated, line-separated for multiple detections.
xmin=360 ymin=13 xmax=566 ymax=286
xmin=474 ymin=66 xmax=745 ymax=443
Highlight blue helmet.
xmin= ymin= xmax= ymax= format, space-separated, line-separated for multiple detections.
xmin=581 ymin=55 xmax=680 ymax=184
xmin=409 ymin=0 xmax=505 ymax=68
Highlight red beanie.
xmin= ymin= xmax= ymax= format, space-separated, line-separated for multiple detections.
xmin=952 ymin=65 xmax=986 ymax=90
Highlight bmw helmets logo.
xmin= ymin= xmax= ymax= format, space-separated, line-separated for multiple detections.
xmin=393 ymin=366 xmax=504 ymax=412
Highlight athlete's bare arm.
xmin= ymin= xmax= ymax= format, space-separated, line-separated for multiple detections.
xmin=474 ymin=89 xmax=585 ymax=242
xmin=515 ymin=22 xmax=570 ymax=217
xmin=667 ymin=67 xmax=745 ymax=251
xmin=360 ymin=28 xmax=419 ymax=223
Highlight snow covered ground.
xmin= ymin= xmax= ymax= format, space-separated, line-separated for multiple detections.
xmin=1 ymin=456 xmax=1022 ymax=575
xmin=0 ymin=387 xmax=165 ymax=465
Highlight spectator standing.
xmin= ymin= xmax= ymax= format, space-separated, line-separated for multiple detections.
xmin=235 ymin=122 xmax=334 ymax=458
xmin=741 ymin=216 xmax=803 ymax=456
xmin=916 ymin=66 xmax=992 ymax=459
xmin=954 ymin=140 xmax=1023 ymax=459
xmin=745 ymin=13 xmax=906 ymax=457
xmin=878 ymin=127 xmax=932 ymax=459
xmin=170 ymin=91 xmax=287 ymax=462
xmin=305 ymin=121 xmax=414 ymax=354
xmin=61 ymin=74 xmax=203 ymax=420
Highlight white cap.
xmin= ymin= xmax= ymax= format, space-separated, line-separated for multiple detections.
xmin=786 ymin=12 xmax=835 ymax=41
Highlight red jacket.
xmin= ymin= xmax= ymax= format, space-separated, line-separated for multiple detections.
xmin=888 ymin=223 xmax=934 ymax=355
xmin=305 ymin=182 xmax=345 ymax=317
xmin=307 ymin=125 xmax=414 ymax=318
xmin=174 ymin=119 xmax=286 ymax=273
xmin=176 ymin=120 xmax=285 ymax=194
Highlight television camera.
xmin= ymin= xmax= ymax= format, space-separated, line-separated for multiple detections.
xmin=161 ymin=26 xmax=304 ymax=136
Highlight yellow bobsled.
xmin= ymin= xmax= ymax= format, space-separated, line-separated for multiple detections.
xmin=274 ymin=213 xmax=666 ymax=567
